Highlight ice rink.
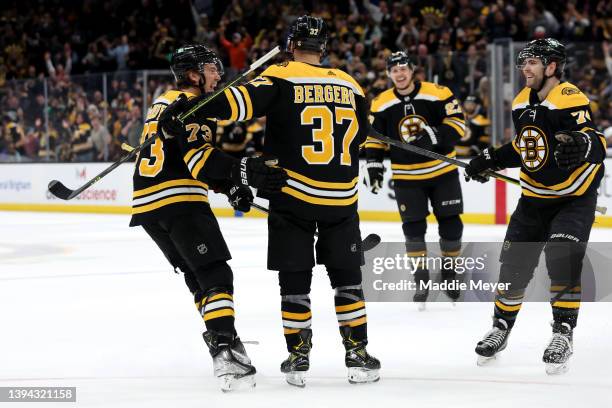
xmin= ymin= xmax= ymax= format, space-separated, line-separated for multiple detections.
xmin=1 ymin=211 xmax=611 ymax=408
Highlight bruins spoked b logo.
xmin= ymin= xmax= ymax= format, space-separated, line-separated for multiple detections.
xmin=398 ymin=115 xmax=427 ymax=143
xmin=517 ymin=126 xmax=548 ymax=171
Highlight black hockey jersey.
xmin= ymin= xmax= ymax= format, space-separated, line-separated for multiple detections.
xmin=365 ymin=81 xmax=465 ymax=185
xmin=189 ymin=61 xmax=370 ymax=219
xmin=130 ymin=90 xmax=224 ymax=226
xmin=455 ymin=113 xmax=490 ymax=157
xmin=497 ymin=82 xmax=607 ymax=202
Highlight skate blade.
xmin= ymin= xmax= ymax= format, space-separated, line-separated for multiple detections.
xmin=347 ymin=367 xmax=380 ymax=384
xmin=417 ymin=302 xmax=426 ymax=312
xmin=219 ymin=373 xmax=256 ymax=392
xmin=285 ymin=371 xmax=306 ymax=388
xmin=476 ymin=355 xmax=497 ymax=366
xmin=545 ymin=362 xmax=569 ymax=375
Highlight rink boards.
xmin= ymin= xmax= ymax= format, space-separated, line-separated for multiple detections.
xmin=1 ymin=159 xmax=611 ymax=226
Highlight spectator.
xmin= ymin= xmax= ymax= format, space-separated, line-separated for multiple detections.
xmin=121 ymin=105 xmax=143 ymax=148
xmin=90 ymin=115 xmax=111 ymax=161
xmin=218 ymin=20 xmax=252 ymax=73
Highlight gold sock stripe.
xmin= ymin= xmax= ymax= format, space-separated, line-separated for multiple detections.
xmin=407 ymin=251 xmax=427 ymax=257
xmin=203 ymin=308 xmax=234 ymax=321
xmin=284 ymin=328 xmax=300 ymax=334
xmin=552 ymin=301 xmax=581 ymax=309
xmin=335 ymin=301 xmax=365 ymax=313
xmin=441 ymin=250 xmax=461 ymax=257
xmin=550 ymin=285 xmax=582 ymax=293
xmin=495 ymin=300 xmax=522 ymax=312
xmin=339 ymin=316 xmax=367 ymax=327
xmin=282 ymin=311 xmax=312 ymax=320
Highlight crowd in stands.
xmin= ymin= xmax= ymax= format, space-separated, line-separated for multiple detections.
xmin=1 ymin=0 xmax=611 ymax=162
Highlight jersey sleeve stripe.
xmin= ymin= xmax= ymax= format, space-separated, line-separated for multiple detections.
xmin=184 ymin=144 xmax=207 ymax=163
xmin=230 ymin=87 xmax=246 ymax=121
xmin=190 ymin=148 xmax=214 ymax=179
xmin=443 ymin=117 xmax=466 ymax=130
xmin=238 ymin=85 xmax=253 ymax=120
xmin=442 ymin=118 xmax=465 ymax=135
xmin=224 ymin=88 xmax=239 ymax=121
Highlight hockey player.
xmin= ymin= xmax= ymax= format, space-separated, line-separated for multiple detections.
xmin=364 ymin=51 xmax=466 ymax=307
xmin=130 ymin=44 xmax=287 ymax=391
xmin=465 ymin=39 xmax=607 ymax=374
xmin=455 ymin=95 xmax=491 ymax=157
xmin=159 ymin=16 xmax=380 ymax=387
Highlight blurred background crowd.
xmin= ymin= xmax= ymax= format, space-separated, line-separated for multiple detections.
xmin=1 ymin=0 xmax=611 ymax=162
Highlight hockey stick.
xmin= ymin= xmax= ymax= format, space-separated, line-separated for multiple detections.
xmin=48 ymin=137 xmax=156 ymax=200
xmin=368 ymin=127 xmax=607 ymax=215
xmin=250 ymin=202 xmax=382 ymax=252
xmin=48 ymin=46 xmax=281 ymax=201
xmin=367 ymin=126 xmax=520 ymax=185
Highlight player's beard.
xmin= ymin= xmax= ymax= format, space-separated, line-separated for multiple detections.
xmin=526 ymin=70 xmax=547 ymax=92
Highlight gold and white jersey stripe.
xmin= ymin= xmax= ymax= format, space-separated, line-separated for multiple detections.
xmin=223 ymin=85 xmax=254 ymax=121
xmin=132 ymin=179 xmax=209 ymax=214
xmin=390 ymin=151 xmax=458 ymax=180
xmin=183 ymin=144 xmax=215 ymax=179
xmin=519 ymin=162 xmax=602 ymax=199
xmin=281 ymin=169 xmax=359 ymax=206
xmin=442 ymin=117 xmax=466 ymax=135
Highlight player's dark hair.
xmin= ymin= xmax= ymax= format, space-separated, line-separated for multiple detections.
xmin=170 ymin=43 xmax=224 ymax=89
xmin=516 ymin=38 xmax=566 ymax=79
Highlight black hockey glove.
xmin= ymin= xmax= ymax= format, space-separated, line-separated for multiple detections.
xmin=464 ymin=147 xmax=500 ymax=183
xmin=226 ymin=184 xmax=253 ymax=212
xmin=409 ymin=124 xmax=438 ymax=151
xmin=158 ymin=94 xmax=189 ymax=140
xmin=158 ymin=94 xmax=203 ymax=140
xmin=554 ymin=131 xmax=592 ymax=170
xmin=230 ymin=156 xmax=288 ymax=193
xmin=363 ymin=160 xmax=385 ymax=194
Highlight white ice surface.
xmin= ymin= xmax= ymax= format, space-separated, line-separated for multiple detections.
xmin=0 ymin=212 xmax=611 ymax=408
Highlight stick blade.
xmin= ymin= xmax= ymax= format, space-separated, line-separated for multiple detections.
xmin=48 ymin=180 xmax=74 ymax=200
xmin=362 ymin=233 xmax=382 ymax=252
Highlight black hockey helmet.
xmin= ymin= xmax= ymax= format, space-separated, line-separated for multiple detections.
xmin=386 ymin=51 xmax=416 ymax=71
xmin=516 ymin=38 xmax=566 ymax=78
xmin=170 ymin=43 xmax=224 ymax=86
xmin=464 ymin=94 xmax=481 ymax=105
xmin=286 ymin=15 xmax=328 ymax=53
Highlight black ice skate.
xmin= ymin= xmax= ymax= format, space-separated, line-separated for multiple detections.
xmin=340 ymin=326 xmax=380 ymax=384
xmin=203 ymin=331 xmax=256 ymax=392
xmin=280 ymin=329 xmax=312 ymax=387
xmin=475 ymin=318 xmax=511 ymax=366
xmin=413 ymin=270 xmax=430 ymax=311
xmin=543 ymin=321 xmax=573 ymax=375
xmin=441 ymin=269 xmax=461 ymax=302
